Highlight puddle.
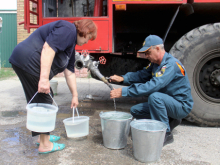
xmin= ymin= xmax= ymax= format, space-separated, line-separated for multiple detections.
xmin=1 ymin=111 xmax=26 ymax=117
xmin=3 ymin=131 xmax=20 ymax=146
xmin=2 ymin=128 xmax=39 ymax=162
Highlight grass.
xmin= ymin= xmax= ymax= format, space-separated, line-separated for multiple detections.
xmin=0 ymin=68 xmax=16 ymax=80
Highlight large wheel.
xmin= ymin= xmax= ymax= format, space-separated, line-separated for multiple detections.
xmin=169 ymin=23 xmax=220 ymax=126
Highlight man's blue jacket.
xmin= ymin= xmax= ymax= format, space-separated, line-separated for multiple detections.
xmin=121 ymin=52 xmax=194 ymax=115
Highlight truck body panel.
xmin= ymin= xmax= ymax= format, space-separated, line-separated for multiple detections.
xmin=20 ymin=0 xmax=220 ymax=126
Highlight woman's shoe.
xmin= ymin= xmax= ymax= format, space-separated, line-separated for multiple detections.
xmin=36 ymin=135 xmax=61 ymax=146
xmin=49 ymin=135 xmax=61 ymax=142
xmin=39 ymin=142 xmax=65 ymax=154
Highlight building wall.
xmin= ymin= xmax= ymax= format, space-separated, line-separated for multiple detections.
xmin=17 ymin=0 xmax=36 ymax=44
xmin=16 ymin=0 xmax=88 ymax=77
xmin=0 ymin=12 xmax=17 ymax=68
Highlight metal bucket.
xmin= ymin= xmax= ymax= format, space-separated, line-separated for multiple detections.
xmin=130 ymin=119 xmax=167 ymax=163
xmin=99 ymin=111 xmax=133 ymax=149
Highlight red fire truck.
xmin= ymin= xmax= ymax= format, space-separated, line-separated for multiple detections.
xmin=20 ymin=0 xmax=220 ymax=126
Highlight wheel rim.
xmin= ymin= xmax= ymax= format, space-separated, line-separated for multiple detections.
xmin=194 ymin=49 xmax=220 ymax=103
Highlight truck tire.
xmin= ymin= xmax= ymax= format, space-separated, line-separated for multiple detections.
xmin=169 ymin=23 xmax=220 ymax=126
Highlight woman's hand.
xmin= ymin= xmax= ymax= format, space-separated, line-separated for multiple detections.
xmin=71 ymin=96 xmax=79 ymax=108
xmin=110 ymin=88 xmax=122 ymax=99
xmin=64 ymin=69 xmax=79 ymax=109
xmin=109 ymin=75 xmax=124 ymax=83
xmin=38 ymin=78 xmax=50 ymax=94
xmin=39 ymin=42 xmax=55 ymax=94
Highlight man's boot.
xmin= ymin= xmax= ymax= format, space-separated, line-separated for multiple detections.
xmin=163 ymin=132 xmax=174 ymax=146
xmin=169 ymin=118 xmax=182 ymax=132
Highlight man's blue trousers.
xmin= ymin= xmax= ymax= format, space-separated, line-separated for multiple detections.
xmin=130 ymin=92 xmax=188 ymax=132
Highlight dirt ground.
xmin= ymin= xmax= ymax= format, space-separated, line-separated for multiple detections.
xmin=0 ymin=77 xmax=219 ymax=165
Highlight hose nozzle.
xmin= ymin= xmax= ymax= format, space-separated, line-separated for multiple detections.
xmin=74 ymin=52 xmax=113 ymax=90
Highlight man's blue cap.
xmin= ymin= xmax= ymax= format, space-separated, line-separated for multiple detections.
xmin=138 ymin=35 xmax=163 ymax=52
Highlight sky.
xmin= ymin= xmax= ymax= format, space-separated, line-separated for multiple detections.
xmin=0 ymin=0 xmax=17 ymax=10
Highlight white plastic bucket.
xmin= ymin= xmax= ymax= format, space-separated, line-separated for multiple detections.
xmin=50 ymin=80 xmax=58 ymax=95
xmin=26 ymin=92 xmax=58 ymax=132
xmin=63 ymin=116 xmax=89 ymax=138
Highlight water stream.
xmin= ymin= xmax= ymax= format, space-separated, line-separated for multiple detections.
xmin=88 ymin=75 xmax=90 ymax=93
xmin=107 ymin=83 xmax=117 ymax=111
xmin=79 ymin=69 xmax=82 ymax=99
xmin=113 ymin=98 xmax=116 ymax=111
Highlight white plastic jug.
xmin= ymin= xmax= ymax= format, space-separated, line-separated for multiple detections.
xmin=26 ymin=92 xmax=58 ymax=132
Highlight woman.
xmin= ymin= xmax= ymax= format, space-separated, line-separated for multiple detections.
xmin=9 ymin=19 xmax=97 ymax=154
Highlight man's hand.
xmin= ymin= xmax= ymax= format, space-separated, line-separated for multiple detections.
xmin=110 ymin=88 xmax=122 ymax=98
xmin=38 ymin=78 xmax=50 ymax=94
xmin=71 ymin=96 xmax=79 ymax=108
xmin=109 ymin=75 xmax=124 ymax=83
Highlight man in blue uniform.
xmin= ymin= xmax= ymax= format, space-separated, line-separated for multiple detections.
xmin=110 ymin=35 xmax=194 ymax=145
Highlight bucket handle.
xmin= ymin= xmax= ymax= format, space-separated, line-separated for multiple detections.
xmin=27 ymin=91 xmax=58 ymax=107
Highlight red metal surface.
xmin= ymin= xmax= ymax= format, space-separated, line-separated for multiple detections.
xmin=42 ymin=18 xmax=110 ymax=53
xmin=21 ymin=0 xmax=189 ymax=53
xmin=112 ymin=0 xmax=186 ymax=4
xmin=18 ymin=21 xmax=25 ymax=25
xmin=75 ymin=20 xmax=109 ymax=52
xmin=21 ymin=0 xmax=187 ymax=54
xmin=194 ymin=0 xmax=220 ymax=2
xmin=99 ymin=56 xmax=107 ymax=64
xmin=26 ymin=0 xmax=30 ymax=32
xmin=93 ymin=0 xmax=103 ymax=16
xmin=29 ymin=10 xmax=38 ymax=15
xmin=23 ymin=0 xmax=40 ymax=33
xmin=108 ymin=0 xmax=113 ymax=53
xmin=38 ymin=0 xmax=42 ymax=27
xmin=24 ymin=0 xmax=27 ymax=29
xmin=21 ymin=0 xmax=112 ymax=53
xmin=81 ymin=50 xmax=90 ymax=57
